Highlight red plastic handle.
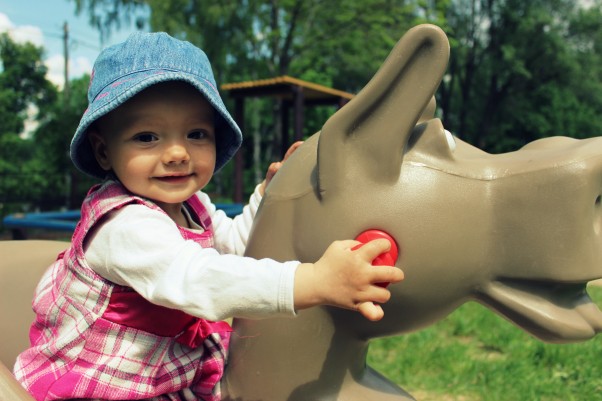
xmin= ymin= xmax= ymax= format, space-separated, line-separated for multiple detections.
xmin=353 ymin=229 xmax=399 ymax=288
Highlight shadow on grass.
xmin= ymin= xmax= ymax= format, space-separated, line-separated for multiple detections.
xmin=368 ymin=286 xmax=602 ymax=401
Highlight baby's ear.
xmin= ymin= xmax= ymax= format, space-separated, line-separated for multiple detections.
xmin=88 ymin=129 xmax=112 ymax=171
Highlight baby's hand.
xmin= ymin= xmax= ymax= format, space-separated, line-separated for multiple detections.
xmin=294 ymin=238 xmax=404 ymax=321
xmin=259 ymin=141 xmax=304 ymax=195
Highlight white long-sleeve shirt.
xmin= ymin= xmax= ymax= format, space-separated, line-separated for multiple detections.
xmin=84 ymin=186 xmax=299 ymax=322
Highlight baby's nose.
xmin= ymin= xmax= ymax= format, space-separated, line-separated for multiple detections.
xmin=163 ymin=143 xmax=190 ymax=164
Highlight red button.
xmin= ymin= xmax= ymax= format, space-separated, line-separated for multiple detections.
xmin=353 ymin=229 xmax=399 ymax=288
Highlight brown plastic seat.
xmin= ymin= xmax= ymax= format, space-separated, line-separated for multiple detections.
xmin=0 ymin=240 xmax=68 ymax=401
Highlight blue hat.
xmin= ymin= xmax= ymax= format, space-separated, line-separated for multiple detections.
xmin=70 ymin=32 xmax=242 ymax=178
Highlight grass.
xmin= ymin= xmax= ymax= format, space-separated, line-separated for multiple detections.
xmin=367 ymin=285 xmax=602 ymax=401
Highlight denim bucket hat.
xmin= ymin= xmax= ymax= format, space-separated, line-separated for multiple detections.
xmin=70 ymin=32 xmax=242 ymax=178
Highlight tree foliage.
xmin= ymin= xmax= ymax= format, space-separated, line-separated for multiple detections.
xmin=441 ymin=0 xmax=602 ymax=151
xmin=2 ymin=0 xmax=601 ymax=224
xmin=0 ymin=34 xmax=58 ymax=216
xmin=0 ymin=34 xmax=56 ymax=136
xmin=32 ymin=75 xmax=96 ymax=209
xmin=72 ymin=0 xmax=450 ymax=88
xmin=0 ymin=35 xmax=94 ymax=229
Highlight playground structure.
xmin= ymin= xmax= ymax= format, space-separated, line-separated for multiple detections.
xmin=221 ymin=75 xmax=354 ymax=203
xmin=222 ymin=24 xmax=602 ymax=400
xmin=1 ymin=24 xmax=602 ymax=401
xmin=2 ymin=204 xmax=243 ymax=239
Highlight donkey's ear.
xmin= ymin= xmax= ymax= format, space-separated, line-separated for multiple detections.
xmin=317 ymin=24 xmax=449 ymax=195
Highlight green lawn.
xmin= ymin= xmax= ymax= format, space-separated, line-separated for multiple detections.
xmin=368 ymin=285 xmax=602 ymax=401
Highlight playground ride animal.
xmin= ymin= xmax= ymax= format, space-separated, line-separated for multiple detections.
xmin=221 ymin=24 xmax=602 ymax=400
xmin=0 ymin=24 xmax=601 ymax=401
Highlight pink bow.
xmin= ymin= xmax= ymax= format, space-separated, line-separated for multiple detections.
xmin=176 ymin=318 xmax=232 ymax=348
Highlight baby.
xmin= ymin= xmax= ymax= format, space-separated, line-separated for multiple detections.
xmin=14 ymin=32 xmax=403 ymax=401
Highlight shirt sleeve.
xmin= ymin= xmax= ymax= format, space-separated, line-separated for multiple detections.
xmin=195 ymin=184 xmax=262 ymax=256
xmin=84 ymin=199 xmax=298 ymax=322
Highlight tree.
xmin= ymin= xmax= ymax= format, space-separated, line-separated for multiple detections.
xmin=0 ymin=34 xmax=95 ymax=230
xmin=0 ymin=34 xmax=57 ymax=136
xmin=32 ymin=75 xmax=96 ymax=209
xmin=441 ymin=0 xmax=602 ymax=152
xmin=0 ymin=34 xmax=58 ymax=216
xmin=71 ymin=0 xmax=450 ymax=90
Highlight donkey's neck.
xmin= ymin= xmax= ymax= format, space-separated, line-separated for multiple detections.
xmin=222 ymin=308 xmax=414 ymax=400
xmin=223 ymin=308 xmax=360 ymax=399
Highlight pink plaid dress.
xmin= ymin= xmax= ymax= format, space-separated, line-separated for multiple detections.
xmin=14 ymin=181 xmax=232 ymax=401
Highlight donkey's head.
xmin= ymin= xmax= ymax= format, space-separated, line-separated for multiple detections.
xmin=245 ymin=24 xmax=602 ymax=343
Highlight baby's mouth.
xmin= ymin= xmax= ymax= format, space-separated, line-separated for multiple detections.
xmin=155 ymin=174 xmax=192 ymax=183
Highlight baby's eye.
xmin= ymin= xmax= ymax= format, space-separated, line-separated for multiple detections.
xmin=188 ymin=130 xmax=212 ymax=140
xmin=133 ymin=133 xmax=157 ymax=143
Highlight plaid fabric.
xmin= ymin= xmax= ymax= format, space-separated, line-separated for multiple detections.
xmin=14 ymin=181 xmax=230 ymax=401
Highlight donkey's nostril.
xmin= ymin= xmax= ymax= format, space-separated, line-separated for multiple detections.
xmin=596 ymin=195 xmax=602 ymax=207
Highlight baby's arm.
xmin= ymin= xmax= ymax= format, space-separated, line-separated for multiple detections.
xmin=85 ymin=205 xmax=298 ymax=321
xmin=197 ymin=188 xmax=260 ymax=255
xmin=294 ymin=239 xmax=404 ymax=321
xmin=206 ymin=141 xmax=304 ymax=255
xmin=86 ymin=206 xmax=401 ymax=322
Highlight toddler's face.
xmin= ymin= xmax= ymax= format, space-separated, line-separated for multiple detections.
xmin=90 ymin=81 xmax=217 ymax=212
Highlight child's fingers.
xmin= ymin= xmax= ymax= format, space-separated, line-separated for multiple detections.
xmin=265 ymin=161 xmax=283 ymax=185
xmin=358 ymin=301 xmax=384 ymax=321
xmin=337 ymin=239 xmax=364 ymax=250
xmin=370 ymin=265 xmax=405 ymax=284
xmin=267 ymin=161 xmax=282 ymax=176
xmin=362 ymin=285 xmax=392 ymax=304
xmin=353 ymin=238 xmax=392 ymax=261
xmin=283 ymin=141 xmax=303 ymax=161
xmin=336 ymin=238 xmax=404 ymax=287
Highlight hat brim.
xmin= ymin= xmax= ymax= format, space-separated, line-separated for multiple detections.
xmin=70 ymin=69 xmax=242 ymax=179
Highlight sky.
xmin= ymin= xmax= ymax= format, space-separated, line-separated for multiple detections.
xmin=0 ymin=0 xmax=140 ymax=89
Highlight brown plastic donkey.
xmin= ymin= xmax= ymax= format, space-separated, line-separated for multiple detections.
xmin=221 ymin=24 xmax=602 ymax=400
